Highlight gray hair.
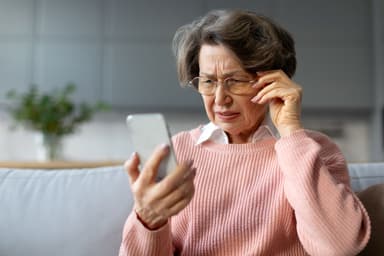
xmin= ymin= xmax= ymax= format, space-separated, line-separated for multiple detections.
xmin=172 ymin=9 xmax=297 ymax=85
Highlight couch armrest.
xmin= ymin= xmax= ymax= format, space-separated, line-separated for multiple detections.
xmin=357 ymin=183 xmax=384 ymax=255
xmin=348 ymin=162 xmax=384 ymax=192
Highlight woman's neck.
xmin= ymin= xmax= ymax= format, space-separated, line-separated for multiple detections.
xmin=227 ymin=131 xmax=253 ymax=144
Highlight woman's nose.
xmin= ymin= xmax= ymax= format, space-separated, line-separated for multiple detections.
xmin=214 ymin=83 xmax=232 ymax=106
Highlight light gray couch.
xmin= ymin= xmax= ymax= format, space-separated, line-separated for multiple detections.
xmin=0 ymin=163 xmax=383 ymax=256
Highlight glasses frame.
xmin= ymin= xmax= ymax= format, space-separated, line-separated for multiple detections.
xmin=187 ymin=76 xmax=257 ymax=96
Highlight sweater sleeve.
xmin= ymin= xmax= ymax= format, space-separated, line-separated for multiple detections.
xmin=275 ymin=129 xmax=371 ymax=256
xmin=119 ymin=211 xmax=174 ymax=256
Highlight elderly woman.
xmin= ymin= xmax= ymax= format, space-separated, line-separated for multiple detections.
xmin=119 ymin=9 xmax=370 ymax=255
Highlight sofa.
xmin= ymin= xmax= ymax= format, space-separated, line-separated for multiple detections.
xmin=0 ymin=162 xmax=383 ymax=256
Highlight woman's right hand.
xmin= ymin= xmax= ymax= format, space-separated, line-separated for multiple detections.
xmin=125 ymin=144 xmax=196 ymax=230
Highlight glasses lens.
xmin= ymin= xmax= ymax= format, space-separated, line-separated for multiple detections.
xmin=188 ymin=77 xmax=255 ymax=95
xmin=224 ymin=78 xmax=254 ymax=95
xmin=189 ymin=77 xmax=215 ymax=95
xmin=189 ymin=77 xmax=200 ymax=91
xmin=199 ymin=78 xmax=216 ymax=95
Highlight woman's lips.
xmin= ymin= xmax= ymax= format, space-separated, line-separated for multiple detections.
xmin=215 ymin=111 xmax=240 ymax=121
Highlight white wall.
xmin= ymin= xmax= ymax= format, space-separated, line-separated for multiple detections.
xmin=0 ymin=109 xmax=370 ymax=163
xmin=0 ymin=110 xmax=206 ymax=161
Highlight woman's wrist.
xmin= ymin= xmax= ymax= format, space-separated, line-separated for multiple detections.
xmin=278 ymin=124 xmax=303 ymax=137
xmin=135 ymin=209 xmax=168 ymax=230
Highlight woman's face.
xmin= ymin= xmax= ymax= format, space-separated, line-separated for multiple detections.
xmin=198 ymin=44 xmax=267 ymax=143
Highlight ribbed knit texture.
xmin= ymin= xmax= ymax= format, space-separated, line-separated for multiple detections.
xmin=119 ymin=129 xmax=370 ymax=256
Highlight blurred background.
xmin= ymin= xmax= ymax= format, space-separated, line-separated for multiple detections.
xmin=0 ymin=0 xmax=382 ymax=163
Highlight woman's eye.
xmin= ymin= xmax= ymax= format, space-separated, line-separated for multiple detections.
xmin=226 ymin=79 xmax=240 ymax=86
xmin=201 ymin=79 xmax=213 ymax=85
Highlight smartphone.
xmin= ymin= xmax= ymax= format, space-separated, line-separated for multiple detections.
xmin=126 ymin=113 xmax=177 ymax=181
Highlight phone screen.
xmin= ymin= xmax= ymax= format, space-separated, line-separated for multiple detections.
xmin=126 ymin=113 xmax=177 ymax=180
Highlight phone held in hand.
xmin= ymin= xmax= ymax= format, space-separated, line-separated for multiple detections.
xmin=126 ymin=113 xmax=177 ymax=181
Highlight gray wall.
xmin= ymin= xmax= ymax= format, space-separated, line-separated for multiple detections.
xmin=0 ymin=0 xmax=382 ymax=160
xmin=371 ymin=0 xmax=384 ymax=161
xmin=0 ymin=0 xmax=376 ymax=109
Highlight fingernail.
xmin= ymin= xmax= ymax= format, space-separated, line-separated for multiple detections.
xmin=183 ymin=167 xmax=196 ymax=179
xmin=159 ymin=143 xmax=170 ymax=151
xmin=252 ymin=81 xmax=262 ymax=88
xmin=129 ymin=152 xmax=137 ymax=161
xmin=251 ymin=95 xmax=260 ymax=103
xmin=186 ymin=159 xmax=194 ymax=167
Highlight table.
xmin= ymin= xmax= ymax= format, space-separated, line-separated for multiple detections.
xmin=0 ymin=160 xmax=124 ymax=169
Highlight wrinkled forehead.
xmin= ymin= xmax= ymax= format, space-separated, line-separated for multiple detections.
xmin=198 ymin=44 xmax=246 ymax=76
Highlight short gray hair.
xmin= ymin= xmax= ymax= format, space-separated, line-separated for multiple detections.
xmin=172 ymin=9 xmax=297 ymax=85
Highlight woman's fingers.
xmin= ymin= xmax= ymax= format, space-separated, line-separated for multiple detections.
xmin=157 ymin=168 xmax=196 ymax=209
xmin=251 ymin=70 xmax=303 ymax=137
xmin=153 ymin=178 xmax=196 ymax=218
xmin=125 ymin=152 xmax=140 ymax=186
xmin=129 ymin=156 xmax=196 ymax=229
xmin=166 ymin=195 xmax=195 ymax=217
xmin=124 ymin=141 xmax=197 ymax=229
xmin=154 ymin=160 xmax=195 ymax=199
xmin=142 ymin=163 xmax=195 ymax=221
xmin=252 ymin=70 xmax=301 ymax=104
xmin=253 ymin=82 xmax=301 ymax=104
xmin=254 ymin=70 xmax=288 ymax=85
xmin=138 ymin=143 xmax=171 ymax=185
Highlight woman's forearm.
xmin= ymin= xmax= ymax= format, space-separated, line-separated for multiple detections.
xmin=275 ymin=130 xmax=370 ymax=256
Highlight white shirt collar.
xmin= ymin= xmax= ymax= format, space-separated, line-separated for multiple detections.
xmin=196 ymin=121 xmax=276 ymax=145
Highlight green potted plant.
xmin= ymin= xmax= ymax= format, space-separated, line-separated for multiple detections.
xmin=6 ymin=83 xmax=109 ymax=161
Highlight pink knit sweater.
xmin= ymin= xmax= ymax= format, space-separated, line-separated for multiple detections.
xmin=120 ymin=129 xmax=370 ymax=255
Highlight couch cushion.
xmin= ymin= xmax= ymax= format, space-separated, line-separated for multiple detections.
xmin=348 ymin=162 xmax=384 ymax=192
xmin=0 ymin=166 xmax=133 ymax=256
xmin=1 ymin=163 xmax=383 ymax=255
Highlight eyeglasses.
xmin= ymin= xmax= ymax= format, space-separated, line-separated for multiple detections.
xmin=187 ymin=76 xmax=256 ymax=96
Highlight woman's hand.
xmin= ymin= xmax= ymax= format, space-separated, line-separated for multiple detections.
xmin=251 ymin=70 xmax=303 ymax=137
xmin=125 ymin=144 xmax=196 ymax=230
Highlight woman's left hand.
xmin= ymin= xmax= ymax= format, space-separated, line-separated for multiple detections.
xmin=251 ymin=70 xmax=303 ymax=137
